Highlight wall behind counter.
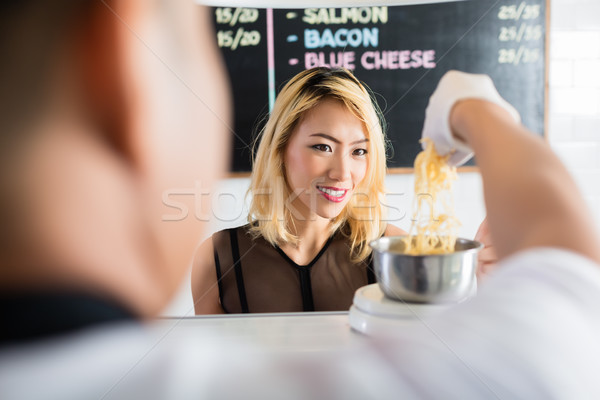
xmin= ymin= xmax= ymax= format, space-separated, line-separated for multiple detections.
xmin=548 ymin=0 xmax=600 ymax=231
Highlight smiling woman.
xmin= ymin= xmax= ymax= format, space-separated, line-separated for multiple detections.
xmin=192 ymin=67 xmax=407 ymax=314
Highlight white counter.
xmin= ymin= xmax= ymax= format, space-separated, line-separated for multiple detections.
xmin=156 ymin=312 xmax=368 ymax=353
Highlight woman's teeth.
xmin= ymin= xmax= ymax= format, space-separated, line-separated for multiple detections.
xmin=318 ymin=186 xmax=345 ymax=197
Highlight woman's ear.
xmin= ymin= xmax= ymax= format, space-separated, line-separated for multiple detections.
xmin=74 ymin=0 xmax=135 ymax=165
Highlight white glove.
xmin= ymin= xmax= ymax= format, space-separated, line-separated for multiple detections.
xmin=421 ymin=70 xmax=521 ymax=166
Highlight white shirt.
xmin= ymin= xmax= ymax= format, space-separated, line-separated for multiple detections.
xmin=1 ymin=248 xmax=600 ymax=399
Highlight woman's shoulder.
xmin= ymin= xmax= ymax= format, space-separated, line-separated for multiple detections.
xmin=212 ymin=223 xmax=251 ymax=237
xmin=336 ymin=223 xmax=407 ymax=239
xmin=212 ymin=224 xmax=250 ymax=241
xmin=383 ymin=224 xmax=407 ymax=236
xmin=211 ymin=223 xmax=261 ymax=248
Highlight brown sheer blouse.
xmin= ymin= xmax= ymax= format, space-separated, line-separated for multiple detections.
xmin=212 ymin=224 xmax=375 ymax=313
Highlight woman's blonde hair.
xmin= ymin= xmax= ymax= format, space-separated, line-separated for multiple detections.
xmin=247 ymin=67 xmax=388 ymax=262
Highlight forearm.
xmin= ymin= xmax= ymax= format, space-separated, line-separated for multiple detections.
xmin=451 ymin=99 xmax=600 ymax=264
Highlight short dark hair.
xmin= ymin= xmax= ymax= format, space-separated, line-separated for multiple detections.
xmin=0 ymin=1 xmax=95 ymax=146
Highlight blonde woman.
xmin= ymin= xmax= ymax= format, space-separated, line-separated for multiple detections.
xmin=192 ymin=67 xmax=493 ymax=314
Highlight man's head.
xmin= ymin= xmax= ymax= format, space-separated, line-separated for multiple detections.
xmin=0 ymin=1 xmax=231 ymax=316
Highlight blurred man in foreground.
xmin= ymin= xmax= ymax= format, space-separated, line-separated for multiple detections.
xmin=0 ymin=2 xmax=229 ymax=344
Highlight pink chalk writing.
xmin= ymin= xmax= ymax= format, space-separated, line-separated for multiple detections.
xmin=305 ymin=51 xmax=356 ymax=70
xmin=304 ymin=49 xmax=437 ymax=70
xmin=361 ymin=50 xmax=436 ymax=70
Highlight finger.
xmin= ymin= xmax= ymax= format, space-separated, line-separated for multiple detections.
xmin=478 ymin=246 xmax=497 ymax=263
xmin=474 ymin=218 xmax=490 ymax=241
xmin=477 ymin=260 xmax=498 ymax=280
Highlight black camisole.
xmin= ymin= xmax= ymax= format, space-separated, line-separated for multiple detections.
xmin=212 ymin=224 xmax=375 ymax=313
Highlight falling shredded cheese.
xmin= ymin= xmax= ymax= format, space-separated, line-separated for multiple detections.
xmin=403 ymin=138 xmax=461 ymax=255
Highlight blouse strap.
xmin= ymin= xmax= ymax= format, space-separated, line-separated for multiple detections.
xmin=213 ymin=248 xmax=226 ymax=311
xmin=229 ymin=228 xmax=249 ymax=313
xmin=367 ymin=255 xmax=376 ymax=284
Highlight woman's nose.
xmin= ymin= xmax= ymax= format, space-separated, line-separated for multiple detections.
xmin=329 ymin=151 xmax=352 ymax=182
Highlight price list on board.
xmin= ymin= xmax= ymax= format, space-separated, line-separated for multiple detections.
xmin=497 ymin=2 xmax=544 ymax=66
xmin=215 ymin=8 xmax=261 ymax=51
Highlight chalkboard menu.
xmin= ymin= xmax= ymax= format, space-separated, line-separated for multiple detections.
xmin=213 ymin=1 xmax=547 ymax=173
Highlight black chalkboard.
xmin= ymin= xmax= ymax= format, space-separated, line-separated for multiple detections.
xmin=212 ymin=1 xmax=547 ymax=173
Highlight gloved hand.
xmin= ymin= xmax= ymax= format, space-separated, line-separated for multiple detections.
xmin=421 ymin=70 xmax=521 ymax=166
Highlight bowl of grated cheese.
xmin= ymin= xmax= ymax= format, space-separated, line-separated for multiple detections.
xmin=369 ymin=236 xmax=482 ymax=304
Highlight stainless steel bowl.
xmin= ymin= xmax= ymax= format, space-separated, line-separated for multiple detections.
xmin=369 ymin=236 xmax=482 ymax=303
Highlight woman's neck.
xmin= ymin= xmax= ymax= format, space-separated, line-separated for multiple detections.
xmin=279 ymin=216 xmax=333 ymax=266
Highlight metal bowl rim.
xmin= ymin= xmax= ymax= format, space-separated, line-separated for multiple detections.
xmin=369 ymin=235 xmax=483 ymax=257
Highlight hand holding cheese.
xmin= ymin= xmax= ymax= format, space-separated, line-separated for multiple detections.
xmin=422 ymin=70 xmax=521 ymax=166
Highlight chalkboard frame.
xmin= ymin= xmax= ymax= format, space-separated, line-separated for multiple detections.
xmin=217 ymin=0 xmax=550 ymax=177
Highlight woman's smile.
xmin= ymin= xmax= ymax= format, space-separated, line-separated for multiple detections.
xmin=316 ymin=185 xmax=349 ymax=202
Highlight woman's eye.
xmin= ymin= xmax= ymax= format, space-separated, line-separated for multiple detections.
xmin=353 ymin=148 xmax=368 ymax=156
xmin=312 ymin=144 xmax=331 ymax=152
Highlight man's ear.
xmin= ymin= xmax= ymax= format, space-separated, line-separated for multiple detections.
xmin=75 ymin=0 xmax=135 ymax=165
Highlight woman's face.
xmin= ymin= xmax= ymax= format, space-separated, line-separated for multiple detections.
xmin=283 ymin=98 xmax=368 ymax=222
